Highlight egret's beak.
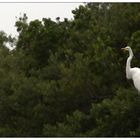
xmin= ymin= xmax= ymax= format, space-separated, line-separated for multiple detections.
xmin=121 ymin=48 xmax=128 ymax=52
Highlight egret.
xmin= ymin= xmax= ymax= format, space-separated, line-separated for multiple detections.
xmin=121 ymin=46 xmax=140 ymax=93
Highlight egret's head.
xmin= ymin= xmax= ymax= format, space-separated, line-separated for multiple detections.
xmin=121 ymin=46 xmax=131 ymax=52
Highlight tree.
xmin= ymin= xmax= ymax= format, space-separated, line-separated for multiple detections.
xmin=0 ymin=3 xmax=139 ymax=137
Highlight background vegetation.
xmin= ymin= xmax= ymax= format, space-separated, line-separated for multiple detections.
xmin=0 ymin=3 xmax=140 ymax=137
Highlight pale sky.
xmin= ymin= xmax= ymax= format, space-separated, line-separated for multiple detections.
xmin=0 ymin=3 xmax=83 ymax=37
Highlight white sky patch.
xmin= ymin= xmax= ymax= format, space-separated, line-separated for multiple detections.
xmin=0 ymin=3 xmax=83 ymax=36
xmin=0 ymin=0 xmax=138 ymax=2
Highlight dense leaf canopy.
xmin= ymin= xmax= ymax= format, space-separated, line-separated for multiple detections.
xmin=0 ymin=3 xmax=140 ymax=137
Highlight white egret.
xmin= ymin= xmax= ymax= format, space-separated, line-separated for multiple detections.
xmin=121 ymin=46 xmax=140 ymax=93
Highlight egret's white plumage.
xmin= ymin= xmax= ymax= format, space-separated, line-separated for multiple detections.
xmin=121 ymin=46 xmax=140 ymax=92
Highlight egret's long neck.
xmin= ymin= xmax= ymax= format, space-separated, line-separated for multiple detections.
xmin=126 ymin=48 xmax=133 ymax=79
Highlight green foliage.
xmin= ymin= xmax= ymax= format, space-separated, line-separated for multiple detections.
xmin=0 ymin=3 xmax=139 ymax=137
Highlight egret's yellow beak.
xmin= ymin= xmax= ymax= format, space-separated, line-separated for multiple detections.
xmin=121 ymin=48 xmax=128 ymax=52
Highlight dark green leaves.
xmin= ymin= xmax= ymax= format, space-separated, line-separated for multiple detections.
xmin=0 ymin=3 xmax=140 ymax=137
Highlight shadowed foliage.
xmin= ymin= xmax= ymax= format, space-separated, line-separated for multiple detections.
xmin=0 ymin=3 xmax=139 ymax=137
